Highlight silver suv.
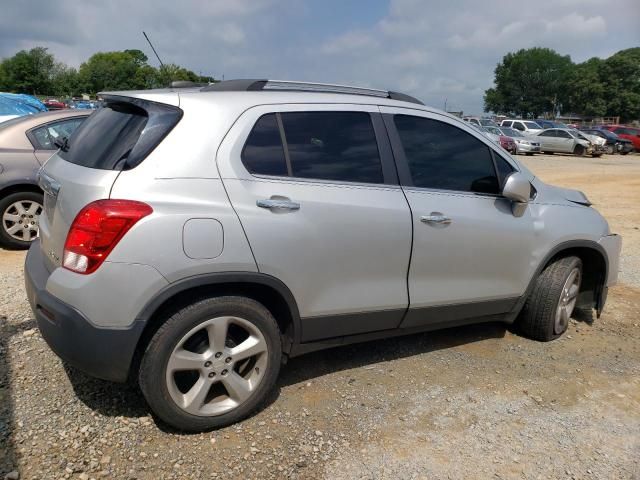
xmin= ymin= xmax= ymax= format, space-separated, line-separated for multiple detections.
xmin=25 ymin=80 xmax=621 ymax=432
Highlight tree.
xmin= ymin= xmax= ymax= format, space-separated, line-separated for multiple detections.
xmin=564 ymin=58 xmax=607 ymax=117
xmin=0 ymin=47 xmax=55 ymax=94
xmin=600 ymin=48 xmax=640 ymax=121
xmin=51 ymin=63 xmax=80 ymax=97
xmin=484 ymin=48 xmax=573 ymax=117
xmin=78 ymin=51 xmax=146 ymax=92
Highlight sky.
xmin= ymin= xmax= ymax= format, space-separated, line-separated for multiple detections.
xmin=2 ymin=0 xmax=639 ymax=115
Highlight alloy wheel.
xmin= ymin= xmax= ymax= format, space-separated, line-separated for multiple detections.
xmin=554 ymin=267 xmax=581 ymax=334
xmin=165 ymin=316 xmax=269 ymax=416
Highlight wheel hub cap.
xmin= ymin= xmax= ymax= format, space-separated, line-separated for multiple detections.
xmin=2 ymin=200 xmax=42 ymax=242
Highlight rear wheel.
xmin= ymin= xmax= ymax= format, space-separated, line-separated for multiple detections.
xmin=0 ymin=192 xmax=43 ymax=250
xmin=139 ymin=296 xmax=281 ymax=431
xmin=518 ymin=256 xmax=582 ymax=341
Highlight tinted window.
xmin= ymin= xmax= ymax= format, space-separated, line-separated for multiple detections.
xmin=31 ymin=118 xmax=85 ymax=150
xmin=280 ymin=112 xmax=383 ymax=184
xmin=494 ymin=156 xmax=514 ymax=186
xmin=241 ymin=114 xmax=288 ymax=176
xmin=394 ymin=115 xmax=499 ymax=194
xmin=59 ymin=100 xmax=181 ymax=170
xmin=524 ymin=122 xmax=541 ymax=129
xmin=513 ymin=122 xmax=525 ymax=131
xmin=556 ymin=130 xmax=572 ymax=139
xmin=539 ymin=130 xmax=556 ymax=137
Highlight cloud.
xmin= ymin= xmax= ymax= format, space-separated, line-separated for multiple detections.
xmin=1 ymin=0 xmax=638 ymax=114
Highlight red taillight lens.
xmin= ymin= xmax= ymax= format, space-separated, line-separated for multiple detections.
xmin=63 ymin=199 xmax=152 ymax=274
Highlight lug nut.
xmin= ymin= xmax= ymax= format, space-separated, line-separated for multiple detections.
xmin=208 ymin=372 xmax=215 ymax=378
xmin=215 ymin=352 xmax=222 ymax=358
xmin=204 ymin=361 xmax=212 ymax=367
xmin=221 ymin=369 xmax=228 ymax=376
xmin=225 ymin=357 xmax=232 ymax=364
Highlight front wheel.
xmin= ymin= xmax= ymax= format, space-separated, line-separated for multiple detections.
xmin=139 ymin=296 xmax=282 ymax=431
xmin=605 ymin=145 xmax=615 ymax=155
xmin=0 ymin=191 xmax=43 ymax=250
xmin=573 ymin=145 xmax=586 ymax=157
xmin=518 ymin=256 xmax=582 ymax=341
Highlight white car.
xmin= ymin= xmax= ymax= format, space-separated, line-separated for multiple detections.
xmin=500 ymin=119 xmax=543 ymax=135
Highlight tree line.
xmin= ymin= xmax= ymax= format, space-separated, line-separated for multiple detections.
xmin=484 ymin=47 xmax=640 ymax=121
xmin=0 ymin=47 xmax=215 ymax=97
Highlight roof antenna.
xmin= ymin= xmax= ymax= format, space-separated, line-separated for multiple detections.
xmin=143 ymin=31 xmax=165 ymax=68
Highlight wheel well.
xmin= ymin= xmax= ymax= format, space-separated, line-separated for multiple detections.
xmin=0 ymin=183 xmax=42 ymax=198
xmin=546 ymin=246 xmax=606 ymax=309
xmin=131 ymin=281 xmax=297 ymax=379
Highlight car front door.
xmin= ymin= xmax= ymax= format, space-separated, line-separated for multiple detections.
xmin=537 ymin=129 xmax=557 ymax=151
xmin=380 ymin=107 xmax=536 ymax=328
xmin=217 ymin=104 xmax=412 ymax=342
xmin=555 ymin=130 xmax=574 ymax=152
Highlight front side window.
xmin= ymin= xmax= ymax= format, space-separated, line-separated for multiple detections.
xmin=539 ymin=130 xmax=556 ymax=137
xmin=556 ymin=130 xmax=572 ymax=139
xmin=394 ymin=115 xmax=500 ymax=195
xmin=524 ymin=122 xmax=541 ymax=129
xmin=241 ymin=111 xmax=384 ymax=184
xmin=512 ymin=122 xmax=525 ymax=131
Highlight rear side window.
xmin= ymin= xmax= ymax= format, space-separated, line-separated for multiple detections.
xmin=30 ymin=118 xmax=85 ymax=150
xmin=59 ymin=99 xmax=182 ymax=170
xmin=241 ymin=111 xmax=384 ymax=184
xmin=394 ymin=115 xmax=499 ymax=194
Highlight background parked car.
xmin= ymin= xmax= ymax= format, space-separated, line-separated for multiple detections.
xmin=483 ymin=126 xmax=516 ymax=153
xmin=463 ymin=116 xmax=498 ymax=128
xmin=500 ymin=119 xmax=544 ymax=135
xmin=498 ymin=127 xmax=541 ymax=155
xmin=0 ymin=110 xmax=89 ymax=249
xmin=599 ymin=125 xmax=640 ymax=152
xmin=578 ymin=127 xmax=633 ymax=154
xmin=534 ymin=119 xmax=568 ymax=129
xmin=43 ymin=99 xmax=67 ymax=110
xmin=534 ymin=128 xmax=601 ymax=157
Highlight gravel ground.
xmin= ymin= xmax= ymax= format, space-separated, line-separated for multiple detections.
xmin=1 ymin=154 xmax=639 ymax=480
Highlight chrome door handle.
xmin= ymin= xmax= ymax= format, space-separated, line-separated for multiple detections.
xmin=420 ymin=213 xmax=452 ymax=225
xmin=257 ymin=198 xmax=300 ymax=211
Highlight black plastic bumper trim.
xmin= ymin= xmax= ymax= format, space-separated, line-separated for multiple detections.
xmin=25 ymin=241 xmax=144 ymax=383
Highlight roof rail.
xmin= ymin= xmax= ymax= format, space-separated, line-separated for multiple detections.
xmin=170 ymin=81 xmax=208 ymax=88
xmin=200 ymin=79 xmax=424 ymax=105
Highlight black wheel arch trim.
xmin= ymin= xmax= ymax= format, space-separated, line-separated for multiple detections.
xmin=507 ymin=239 xmax=609 ymax=321
xmin=134 ymin=271 xmax=302 ymax=352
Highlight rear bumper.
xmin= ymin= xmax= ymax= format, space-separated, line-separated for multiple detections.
xmin=25 ymin=241 xmax=144 ymax=382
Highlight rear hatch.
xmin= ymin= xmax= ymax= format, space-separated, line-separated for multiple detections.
xmin=38 ymin=94 xmax=182 ymax=272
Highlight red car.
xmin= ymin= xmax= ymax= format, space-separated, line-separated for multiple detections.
xmin=43 ymin=99 xmax=67 ymax=110
xmin=499 ymin=135 xmax=516 ymax=154
xmin=600 ymin=125 xmax=640 ymax=152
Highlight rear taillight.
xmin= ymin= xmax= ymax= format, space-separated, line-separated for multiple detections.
xmin=63 ymin=199 xmax=152 ymax=274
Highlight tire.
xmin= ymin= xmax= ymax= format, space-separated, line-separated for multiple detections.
xmin=620 ymin=151 xmax=629 ymax=155
xmin=0 ymin=191 xmax=43 ymax=250
xmin=573 ymin=145 xmax=586 ymax=157
xmin=518 ymin=256 xmax=582 ymax=342
xmin=139 ymin=296 xmax=282 ymax=431
xmin=591 ymin=153 xmax=602 ymax=158
xmin=605 ymin=145 xmax=614 ymax=155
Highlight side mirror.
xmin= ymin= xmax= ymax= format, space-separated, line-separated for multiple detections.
xmin=502 ymin=172 xmax=531 ymax=203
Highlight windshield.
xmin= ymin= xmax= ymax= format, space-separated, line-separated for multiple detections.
xmin=500 ymin=127 xmax=523 ymax=137
xmin=480 ymin=119 xmax=498 ymax=127
xmin=524 ymin=121 xmax=541 ymax=129
xmin=569 ymin=129 xmax=589 ymax=140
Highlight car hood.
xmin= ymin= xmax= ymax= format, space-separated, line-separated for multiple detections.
xmin=533 ymin=181 xmax=592 ymax=206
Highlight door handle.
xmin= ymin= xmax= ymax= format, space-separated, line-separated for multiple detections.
xmin=257 ymin=198 xmax=300 ymax=211
xmin=420 ymin=212 xmax=452 ymax=225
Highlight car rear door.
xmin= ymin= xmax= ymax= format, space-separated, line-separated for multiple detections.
xmin=380 ymin=106 xmax=536 ymax=328
xmin=217 ymin=104 xmax=412 ymax=342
